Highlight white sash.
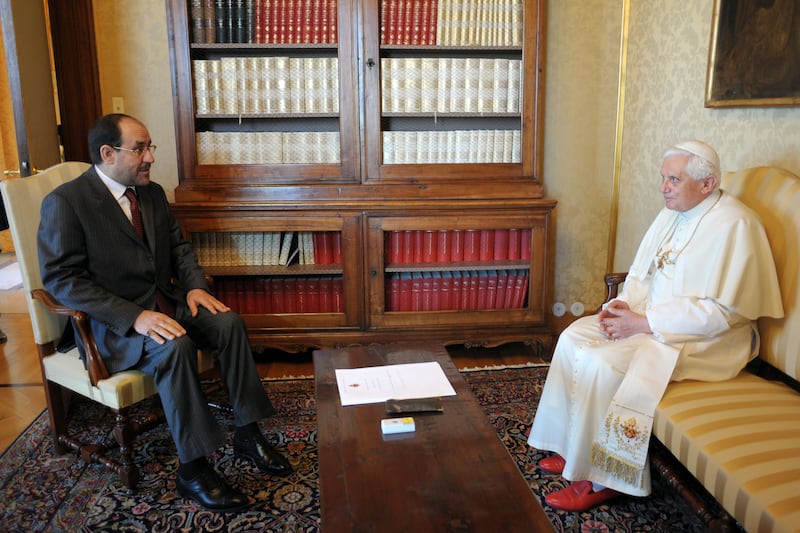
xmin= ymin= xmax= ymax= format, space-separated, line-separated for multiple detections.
xmin=591 ymin=339 xmax=679 ymax=486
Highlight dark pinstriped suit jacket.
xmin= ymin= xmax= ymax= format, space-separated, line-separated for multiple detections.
xmin=37 ymin=166 xmax=209 ymax=374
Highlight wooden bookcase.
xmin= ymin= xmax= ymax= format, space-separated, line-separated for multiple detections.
xmin=166 ymin=0 xmax=555 ymax=353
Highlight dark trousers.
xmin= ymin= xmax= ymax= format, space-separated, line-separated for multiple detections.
xmin=136 ymin=307 xmax=274 ymax=462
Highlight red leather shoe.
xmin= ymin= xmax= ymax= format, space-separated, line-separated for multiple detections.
xmin=538 ymin=454 xmax=566 ymax=474
xmin=545 ymin=480 xmax=620 ymax=511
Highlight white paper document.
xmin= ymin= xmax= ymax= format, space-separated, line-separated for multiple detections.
xmin=335 ymin=361 xmax=457 ymax=406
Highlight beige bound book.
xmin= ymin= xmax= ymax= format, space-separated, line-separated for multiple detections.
xmin=192 ymin=60 xmax=210 ymax=115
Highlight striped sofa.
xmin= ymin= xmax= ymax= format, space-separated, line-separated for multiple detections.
xmin=606 ymin=167 xmax=800 ymax=532
xmin=652 ymin=167 xmax=800 ymax=533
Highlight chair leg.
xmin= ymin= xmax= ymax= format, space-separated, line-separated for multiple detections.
xmin=111 ymin=409 xmax=139 ymax=489
xmin=43 ymin=379 xmax=69 ymax=454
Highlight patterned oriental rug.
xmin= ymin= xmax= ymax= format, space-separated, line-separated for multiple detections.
xmin=0 ymin=365 xmax=710 ymax=532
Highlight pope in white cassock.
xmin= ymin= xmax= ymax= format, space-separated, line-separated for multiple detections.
xmin=528 ymin=141 xmax=784 ymax=512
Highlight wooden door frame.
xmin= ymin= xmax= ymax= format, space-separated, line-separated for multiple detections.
xmin=47 ymin=0 xmax=101 ymax=163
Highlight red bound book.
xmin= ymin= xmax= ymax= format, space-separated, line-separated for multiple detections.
xmin=493 ymin=229 xmax=509 ymax=260
xmin=328 ymin=0 xmax=337 ymax=43
xmin=284 ymin=276 xmax=298 ymax=313
xmin=479 ymin=229 xmax=494 ymax=261
xmin=477 ymin=270 xmax=488 ymax=309
xmin=440 ymin=271 xmax=452 ymax=310
xmin=271 ymin=0 xmax=289 ymax=44
xmin=255 ymin=277 xmax=269 ymax=313
xmin=307 ymin=277 xmax=320 ymax=312
xmin=301 ymin=0 xmax=313 ymax=43
xmin=286 ymin=0 xmax=297 ymax=43
xmin=431 ymin=271 xmax=442 ymax=310
xmin=214 ymin=278 xmax=229 ymax=307
xmin=318 ymin=0 xmax=328 ymax=43
xmin=412 ymin=230 xmax=424 ymax=263
xmin=332 ymin=276 xmax=343 ymax=312
xmin=513 ymin=269 xmax=529 ymax=308
xmin=260 ymin=0 xmax=270 ymax=42
xmin=422 ymin=230 xmax=436 ymax=262
xmin=463 ymin=230 xmax=480 ymax=262
xmin=503 ymin=270 xmax=517 ymax=309
xmin=401 ymin=230 xmax=414 ymax=263
xmin=486 ymin=269 xmax=498 ymax=309
xmin=298 ymin=0 xmax=309 ymax=44
xmin=253 ymin=0 xmax=263 ymax=43
xmin=296 ymin=277 xmax=308 ymax=312
xmin=451 ymin=271 xmax=463 ymax=310
xmin=419 ymin=0 xmax=430 ymax=45
xmin=521 ymin=228 xmax=532 ymax=260
xmin=421 ymin=271 xmax=433 ymax=310
xmin=427 ymin=0 xmax=437 ymax=45
xmin=396 ymin=0 xmax=408 ymax=45
xmin=508 ymin=228 xmax=521 ymax=260
xmin=436 ymin=230 xmax=450 ymax=262
xmin=387 ymin=231 xmax=401 ymax=264
xmin=451 ymin=230 xmax=464 ymax=262
xmin=319 ymin=276 xmax=332 ymax=312
xmin=311 ymin=0 xmax=322 ymax=43
xmin=332 ymin=232 xmax=342 ymax=264
xmin=495 ymin=269 xmax=508 ymax=309
xmin=410 ymin=0 xmax=423 ymax=45
xmin=386 ymin=273 xmax=400 ymax=311
xmin=244 ymin=277 xmax=257 ymax=313
xmin=386 ymin=0 xmax=398 ymax=44
xmin=467 ymin=271 xmax=479 ymax=310
xmin=314 ymin=232 xmax=333 ymax=264
xmin=270 ymin=277 xmax=284 ymax=313
xmin=399 ymin=272 xmax=412 ymax=311
xmin=235 ymin=277 xmax=246 ymax=313
xmin=380 ymin=0 xmax=388 ymax=44
xmin=411 ymin=272 xmax=422 ymax=311
xmin=313 ymin=232 xmax=323 ymax=264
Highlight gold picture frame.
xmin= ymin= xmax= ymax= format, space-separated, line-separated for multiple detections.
xmin=705 ymin=0 xmax=800 ymax=108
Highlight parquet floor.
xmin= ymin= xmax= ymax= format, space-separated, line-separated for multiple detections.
xmin=0 ymin=309 xmax=543 ymax=454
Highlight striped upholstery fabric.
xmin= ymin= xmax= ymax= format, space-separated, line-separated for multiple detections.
xmin=654 ymin=167 xmax=800 ymax=533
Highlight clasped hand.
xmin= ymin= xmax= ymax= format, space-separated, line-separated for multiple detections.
xmin=133 ymin=288 xmax=231 ymax=344
xmin=597 ymin=300 xmax=651 ymax=340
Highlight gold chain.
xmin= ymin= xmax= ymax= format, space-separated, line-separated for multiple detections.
xmin=654 ymin=193 xmax=721 ymax=271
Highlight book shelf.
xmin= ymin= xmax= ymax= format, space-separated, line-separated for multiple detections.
xmin=167 ymin=0 xmax=554 ymax=354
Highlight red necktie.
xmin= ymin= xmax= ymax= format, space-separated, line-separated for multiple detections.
xmin=124 ymin=188 xmax=145 ymax=241
xmin=123 ymin=188 xmax=176 ymax=318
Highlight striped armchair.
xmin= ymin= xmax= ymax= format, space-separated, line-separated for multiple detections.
xmin=644 ymin=167 xmax=800 ymax=533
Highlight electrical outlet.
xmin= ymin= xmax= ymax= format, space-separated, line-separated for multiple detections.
xmin=112 ymin=97 xmax=125 ymax=113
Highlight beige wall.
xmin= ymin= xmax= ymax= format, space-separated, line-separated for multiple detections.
xmin=91 ymin=0 xmax=800 ymax=321
xmin=615 ymin=0 xmax=800 ymax=273
xmin=544 ymin=0 xmax=623 ymax=318
xmin=93 ymin=0 xmax=179 ymax=201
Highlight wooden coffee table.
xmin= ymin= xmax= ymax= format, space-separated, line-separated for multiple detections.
xmin=314 ymin=341 xmax=552 ymax=532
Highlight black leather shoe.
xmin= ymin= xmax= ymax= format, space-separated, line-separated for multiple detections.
xmin=176 ymin=467 xmax=248 ymax=512
xmin=234 ymin=432 xmax=293 ymax=476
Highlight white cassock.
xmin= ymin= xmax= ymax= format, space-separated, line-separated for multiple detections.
xmin=528 ymin=190 xmax=783 ymax=496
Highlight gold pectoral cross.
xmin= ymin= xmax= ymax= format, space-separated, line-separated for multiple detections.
xmin=656 ymin=253 xmax=666 ymax=271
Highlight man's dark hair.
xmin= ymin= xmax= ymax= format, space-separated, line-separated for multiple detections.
xmin=87 ymin=113 xmax=130 ymax=164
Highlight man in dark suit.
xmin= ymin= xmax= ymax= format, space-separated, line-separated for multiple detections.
xmin=37 ymin=114 xmax=291 ymax=512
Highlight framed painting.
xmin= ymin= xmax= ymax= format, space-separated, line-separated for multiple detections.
xmin=705 ymin=0 xmax=800 ymax=107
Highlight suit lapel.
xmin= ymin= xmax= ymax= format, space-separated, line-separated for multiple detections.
xmin=84 ymin=169 xmax=149 ymax=249
xmin=137 ymin=188 xmax=157 ymax=252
